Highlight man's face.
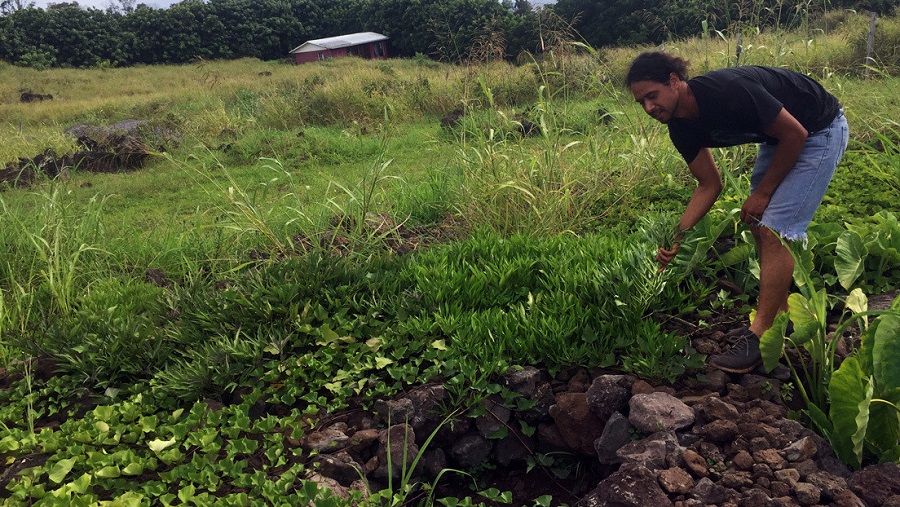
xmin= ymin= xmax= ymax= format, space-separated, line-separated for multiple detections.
xmin=630 ymin=76 xmax=679 ymax=124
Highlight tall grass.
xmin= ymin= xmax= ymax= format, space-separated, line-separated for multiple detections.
xmin=0 ymin=185 xmax=111 ymax=363
xmin=0 ymin=12 xmax=896 ymax=353
xmin=612 ymin=8 xmax=899 ymax=77
xmin=852 ymin=114 xmax=900 ymax=193
xmin=1 ymin=187 xmax=107 ymax=313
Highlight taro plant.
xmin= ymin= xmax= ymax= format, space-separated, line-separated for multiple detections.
xmin=760 ymin=241 xmax=899 ymax=466
xmin=760 ymin=242 xmax=870 ymax=412
xmin=837 ymin=211 xmax=900 ymax=292
xmin=802 ymin=211 xmax=900 ymax=294
xmin=826 ymin=309 xmax=900 ymax=468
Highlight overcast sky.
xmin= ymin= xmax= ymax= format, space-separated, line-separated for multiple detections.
xmin=30 ymin=0 xmax=180 ymax=8
xmin=29 ymin=0 xmax=552 ymax=10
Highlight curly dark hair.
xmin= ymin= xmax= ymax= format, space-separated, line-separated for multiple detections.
xmin=625 ymin=52 xmax=690 ymax=86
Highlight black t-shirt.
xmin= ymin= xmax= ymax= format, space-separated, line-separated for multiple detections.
xmin=668 ymin=66 xmax=841 ymax=163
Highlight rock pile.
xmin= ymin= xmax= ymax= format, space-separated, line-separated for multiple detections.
xmin=297 ymin=365 xmax=900 ymax=506
xmin=20 ymin=91 xmax=54 ymax=103
xmin=0 ymin=119 xmax=178 ymax=188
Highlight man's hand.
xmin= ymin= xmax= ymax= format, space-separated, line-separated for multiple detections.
xmin=656 ymin=243 xmax=680 ymax=271
xmin=741 ymin=191 xmax=771 ymax=226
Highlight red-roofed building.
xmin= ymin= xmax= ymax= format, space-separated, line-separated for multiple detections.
xmin=289 ymin=32 xmax=389 ymax=65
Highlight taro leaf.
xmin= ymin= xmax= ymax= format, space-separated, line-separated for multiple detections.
xmin=791 ymin=244 xmax=816 ymax=288
xmin=787 ymin=293 xmax=818 ymax=346
xmin=48 ymin=457 xmax=77 ymax=484
xmin=872 ymin=314 xmax=900 ymax=391
xmin=866 ymin=394 xmax=900 ymax=458
xmin=859 ymin=315 xmax=883 ymax=375
xmin=882 ymin=444 xmax=900 ymax=465
xmin=835 ymin=231 xmax=867 ymax=290
xmin=716 ymin=242 xmax=754 ymax=268
xmin=829 ymin=356 xmax=870 ymax=469
xmin=866 ymin=315 xmax=900 ymax=456
xmin=760 ymin=312 xmax=790 ymax=372
xmin=846 ymin=288 xmax=868 ymax=316
xmin=854 ymin=382 xmax=875 ymax=465
xmin=870 ymin=211 xmax=900 ymax=259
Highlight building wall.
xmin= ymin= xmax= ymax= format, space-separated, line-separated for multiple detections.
xmin=294 ymin=48 xmax=346 ymax=64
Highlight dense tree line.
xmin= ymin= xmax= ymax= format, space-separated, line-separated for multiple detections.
xmin=552 ymin=0 xmax=897 ymax=48
xmin=0 ymin=0 xmax=892 ymax=69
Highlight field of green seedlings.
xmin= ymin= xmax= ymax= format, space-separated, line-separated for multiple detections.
xmin=0 ymin=11 xmax=898 ymax=506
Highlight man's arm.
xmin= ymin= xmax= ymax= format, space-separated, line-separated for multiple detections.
xmin=740 ymin=108 xmax=808 ymax=224
xmin=679 ymin=148 xmax=724 ymax=232
xmin=657 ymin=148 xmax=723 ymax=268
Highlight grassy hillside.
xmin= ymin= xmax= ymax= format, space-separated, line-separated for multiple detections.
xmin=0 ymin=11 xmax=897 ymax=506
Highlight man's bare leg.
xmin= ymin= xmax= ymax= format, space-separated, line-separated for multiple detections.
xmin=749 ymin=226 xmax=793 ymax=336
xmin=710 ymin=225 xmax=793 ymax=372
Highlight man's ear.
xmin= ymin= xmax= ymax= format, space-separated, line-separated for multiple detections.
xmin=669 ymin=72 xmax=680 ymax=86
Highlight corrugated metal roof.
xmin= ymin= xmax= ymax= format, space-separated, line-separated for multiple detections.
xmin=289 ymin=32 xmax=388 ymax=54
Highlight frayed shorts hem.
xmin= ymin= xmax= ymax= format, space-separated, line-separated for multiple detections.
xmin=755 ymin=222 xmax=809 ymax=246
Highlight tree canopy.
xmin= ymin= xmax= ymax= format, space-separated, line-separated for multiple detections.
xmin=0 ymin=0 xmax=891 ymax=69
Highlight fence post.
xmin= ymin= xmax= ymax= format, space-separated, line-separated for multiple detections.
xmin=865 ymin=12 xmax=876 ymax=79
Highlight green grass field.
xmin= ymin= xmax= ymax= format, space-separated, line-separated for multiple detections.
xmin=0 ymin=11 xmax=898 ymax=506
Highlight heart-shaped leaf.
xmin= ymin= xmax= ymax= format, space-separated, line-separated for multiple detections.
xmin=835 ymin=231 xmax=867 ymax=290
xmin=48 ymin=457 xmax=76 ymax=484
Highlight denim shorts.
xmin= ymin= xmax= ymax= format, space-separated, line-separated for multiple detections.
xmin=751 ymin=109 xmax=848 ymax=242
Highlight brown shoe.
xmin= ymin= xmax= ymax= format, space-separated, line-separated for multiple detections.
xmin=710 ymin=328 xmax=761 ymax=373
